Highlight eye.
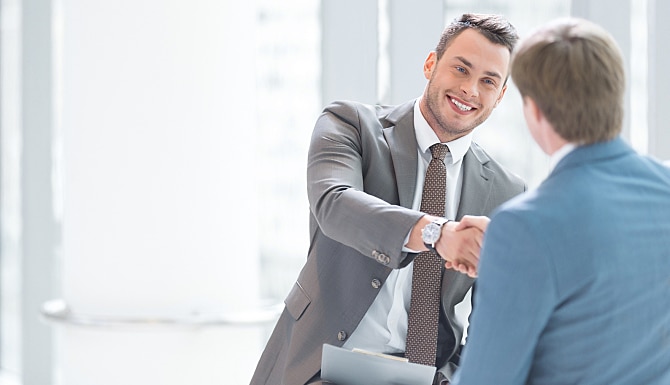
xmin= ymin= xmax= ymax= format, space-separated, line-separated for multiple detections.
xmin=455 ymin=66 xmax=466 ymax=73
xmin=483 ymin=78 xmax=496 ymax=86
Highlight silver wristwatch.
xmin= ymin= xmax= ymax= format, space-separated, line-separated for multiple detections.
xmin=421 ymin=217 xmax=449 ymax=252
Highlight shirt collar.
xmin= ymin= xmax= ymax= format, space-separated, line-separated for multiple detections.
xmin=549 ymin=143 xmax=576 ymax=171
xmin=413 ymin=98 xmax=472 ymax=164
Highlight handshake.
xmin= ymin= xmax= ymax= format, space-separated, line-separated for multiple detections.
xmin=415 ymin=215 xmax=490 ymax=278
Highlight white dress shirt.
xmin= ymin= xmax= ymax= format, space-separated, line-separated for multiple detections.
xmin=549 ymin=143 xmax=576 ymax=172
xmin=343 ymin=98 xmax=473 ymax=353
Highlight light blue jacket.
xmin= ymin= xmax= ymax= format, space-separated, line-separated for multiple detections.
xmin=453 ymin=137 xmax=670 ymax=385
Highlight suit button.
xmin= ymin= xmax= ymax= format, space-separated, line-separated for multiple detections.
xmin=374 ymin=252 xmax=389 ymax=265
xmin=371 ymin=250 xmax=390 ymax=265
xmin=371 ymin=278 xmax=381 ymax=289
xmin=337 ymin=331 xmax=347 ymax=341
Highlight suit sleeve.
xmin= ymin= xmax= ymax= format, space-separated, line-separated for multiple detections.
xmin=450 ymin=209 xmax=558 ymax=385
xmin=307 ymin=101 xmax=423 ymax=268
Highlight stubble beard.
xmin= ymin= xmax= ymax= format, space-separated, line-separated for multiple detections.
xmin=424 ymin=82 xmax=488 ymax=140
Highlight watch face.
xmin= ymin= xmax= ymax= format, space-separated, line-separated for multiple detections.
xmin=422 ymin=222 xmax=442 ymax=244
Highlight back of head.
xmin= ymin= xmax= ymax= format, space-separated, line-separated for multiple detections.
xmin=511 ymin=18 xmax=625 ymax=145
xmin=436 ymin=13 xmax=519 ymax=60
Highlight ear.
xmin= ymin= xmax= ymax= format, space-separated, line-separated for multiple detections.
xmin=494 ymin=84 xmax=508 ymax=108
xmin=423 ymin=51 xmax=437 ymax=80
xmin=524 ymin=96 xmax=544 ymax=123
xmin=523 ymin=96 xmax=568 ymax=154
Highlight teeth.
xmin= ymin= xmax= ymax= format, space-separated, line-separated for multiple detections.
xmin=451 ymin=98 xmax=472 ymax=111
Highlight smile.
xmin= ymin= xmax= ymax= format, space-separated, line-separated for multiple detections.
xmin=451 ymin=97 xmax=473 ymax=112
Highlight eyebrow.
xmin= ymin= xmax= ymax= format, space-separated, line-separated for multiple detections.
xmin=456 ymin=56 xmax=502 ymax=80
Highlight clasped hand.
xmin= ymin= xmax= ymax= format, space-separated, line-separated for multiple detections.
xmin=434 ymin=215 xmax=490 ymax=278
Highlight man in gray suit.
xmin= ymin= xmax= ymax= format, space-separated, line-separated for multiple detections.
xmin=250 ymin=13 xmax=525 ymax=385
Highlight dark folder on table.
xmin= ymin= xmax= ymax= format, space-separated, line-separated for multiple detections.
xmin=321 ymin=344 xmax=436 ymax=385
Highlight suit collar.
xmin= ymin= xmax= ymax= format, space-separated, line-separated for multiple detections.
xmin=550 ymin=136 xmax=632 ymax=178
xmin=549 ymin=143 xmax=576 ymax=171
xmin=383 ymin=99 xmax=497 ymax=213
xmin=413 ymin=99 xmax=473 ymax=165
xmin=385 ymin=98 xmax=416 ymax=124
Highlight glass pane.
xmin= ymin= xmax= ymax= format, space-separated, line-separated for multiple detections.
xmin=256 ymin=0 xmax=320 ymax=303
xmin=0 ymin=0 xmax=22 ymax=378
xmin=630 ymin=0 xmax=648 ymax=154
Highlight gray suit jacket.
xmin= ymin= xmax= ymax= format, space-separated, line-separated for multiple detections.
xmin=250 ymin=100 xmax=526 ymax=385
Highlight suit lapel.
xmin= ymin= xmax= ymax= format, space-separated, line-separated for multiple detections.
xmin=456 ymin=145 xmax=495 ymax=218
xmin=383 ymin=101 xmax=419 ymax=209
xmin=382 ymin=103 xmax=498 ymax=215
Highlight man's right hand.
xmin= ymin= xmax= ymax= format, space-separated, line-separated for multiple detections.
xmin=406 ymin=215 xmax=490 ymax=277
xmin=435 ymin=220 xmax=483 ymax=278
xmin=456 ymin=215 xmax=490 ymax=232
xmin=437 ymin=215 xmax=491 ymax=277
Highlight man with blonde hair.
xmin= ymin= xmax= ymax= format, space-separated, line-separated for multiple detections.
xmin=451 ymin=18 xmax=670 ymax=385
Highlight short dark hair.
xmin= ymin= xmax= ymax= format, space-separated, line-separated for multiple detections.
xmin=435 ymin=13 xmax=519 ymax=61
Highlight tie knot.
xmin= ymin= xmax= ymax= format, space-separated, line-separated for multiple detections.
xmin=429 ymin=144 xmax=449 ymax=161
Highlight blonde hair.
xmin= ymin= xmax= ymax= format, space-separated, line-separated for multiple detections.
xmin=511 ymin=18 xmax=625 ymax=144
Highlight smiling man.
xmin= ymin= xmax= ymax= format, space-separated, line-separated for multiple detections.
xmin=250 ymin=13 xmax=526 ymax=385
xmin=421 ymin=28 xmax=510 ymax=141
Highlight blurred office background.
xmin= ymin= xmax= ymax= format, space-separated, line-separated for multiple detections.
xmin=1 ymin=0 xmax=668 ymax=384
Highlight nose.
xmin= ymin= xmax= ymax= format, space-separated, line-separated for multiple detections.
xmin=460 ymin=78 xmax=479 ymax=98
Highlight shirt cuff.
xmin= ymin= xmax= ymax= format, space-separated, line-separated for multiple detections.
xmin=402 ymin=230 xmax=421 ymax=253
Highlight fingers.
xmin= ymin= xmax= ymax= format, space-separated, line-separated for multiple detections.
xmin=444 ymin=261 xmax=478 ymax=278
xmin=445 ymin=220 xmax=484 ymax=247
xmin=454 ymin=262 xmax=477 ymax=277
xmin=455 ymin=215 xmax=490 ymax=232
xmin=472 ymin=227 xmax=485 ymax=248
xmin=436 ymin=226 xmax=483 ymax=277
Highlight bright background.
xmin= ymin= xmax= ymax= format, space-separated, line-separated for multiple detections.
xmin=1 ymin=0 xmax=668 ymax=384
